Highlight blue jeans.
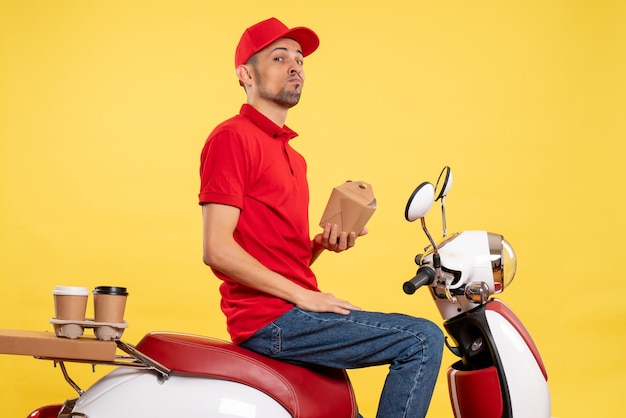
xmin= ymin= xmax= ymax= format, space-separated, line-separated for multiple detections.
xmin=239 ymin=308 xmax=444 ymax=418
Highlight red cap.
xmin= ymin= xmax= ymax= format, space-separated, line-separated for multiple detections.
xmin=235 ymin=17 xmax=319 ymax=68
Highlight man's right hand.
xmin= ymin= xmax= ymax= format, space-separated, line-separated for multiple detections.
xmin=293 ymin=289 xmax=361 ymax=315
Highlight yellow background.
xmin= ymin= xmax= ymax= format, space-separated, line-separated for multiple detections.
xmin=1 ymin=1 xmax=624 ymax=417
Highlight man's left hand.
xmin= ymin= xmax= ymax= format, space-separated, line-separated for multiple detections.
xmin=313 ymin=223 xmax=368 ymax=253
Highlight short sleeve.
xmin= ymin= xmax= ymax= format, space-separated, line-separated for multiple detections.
xmin=198 ymin=128 xmax=248 ymax=208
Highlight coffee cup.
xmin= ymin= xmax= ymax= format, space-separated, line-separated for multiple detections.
xmin=53 ymin=286 xmax=89 ymax=321
xmin=93 ymin=286 xmax=128 ymax=323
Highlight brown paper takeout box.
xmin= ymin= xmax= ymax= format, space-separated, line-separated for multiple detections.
xmin=319 ymin=180 xmax=376 ymax=234
xmin=0 ymin=328 xmax=117 ymax=362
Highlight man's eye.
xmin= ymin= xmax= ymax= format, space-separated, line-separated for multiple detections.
xmin=274 ymin=56 xmax=284 ymax=62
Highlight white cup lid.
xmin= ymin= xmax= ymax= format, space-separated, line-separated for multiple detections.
xmin=53 ymin=286 xmax=89 ymax=296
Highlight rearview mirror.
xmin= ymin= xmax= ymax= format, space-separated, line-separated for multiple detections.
xmin=405 ymin=182 xmax=435 ymax=222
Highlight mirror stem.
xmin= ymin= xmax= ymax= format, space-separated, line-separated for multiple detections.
xmin=420 ymin=217 xmax=439 ymax=255
xmin=421 ymin=217 xmax=442 ymax=280
xmin=441 ymin=196 xmax=448 ymax=237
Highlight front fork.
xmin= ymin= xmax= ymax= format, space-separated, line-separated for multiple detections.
xmin=443 ymin=301 xmax=513 ymax=418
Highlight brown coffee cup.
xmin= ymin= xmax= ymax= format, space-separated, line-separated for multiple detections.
xmin=53 ymin=286 xmax=89 ymax=321
xmin=93 ymin=286 xmax=128 ymax=324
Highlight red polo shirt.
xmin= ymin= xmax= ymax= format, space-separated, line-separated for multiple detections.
xmin=199 ymin=104 xmax=319 ymax=344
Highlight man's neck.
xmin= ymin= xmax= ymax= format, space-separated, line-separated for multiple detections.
xmin=247 ymin=98 xmax=289 ymax=127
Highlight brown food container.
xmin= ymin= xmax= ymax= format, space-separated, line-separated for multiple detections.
xmin=319 ymin=180 xmax=376 ymax=234
xmin=0 ymin=329 xmax=116 ymax=361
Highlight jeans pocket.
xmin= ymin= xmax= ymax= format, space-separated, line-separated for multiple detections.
xmin=242 ymin=321 xmax=283 ymax=357
xmin=269 ymin=322 xmax=282 ymax=356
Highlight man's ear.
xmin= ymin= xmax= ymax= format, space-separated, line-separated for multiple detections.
xmin=236 ymin=65 xmax=254 ymax=87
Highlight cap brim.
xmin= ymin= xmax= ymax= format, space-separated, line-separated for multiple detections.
xmin=281 ymin=27 xmax=320 ymax=57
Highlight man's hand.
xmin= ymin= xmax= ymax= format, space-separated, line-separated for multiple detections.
xmin=312 ymin=223 xmax=368 ymax=253
xmin=294 ymin=288 xmax=361 ymax=315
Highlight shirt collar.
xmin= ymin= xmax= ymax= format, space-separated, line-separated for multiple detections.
xmin=240 ymin=104 xmax=299 ymax=141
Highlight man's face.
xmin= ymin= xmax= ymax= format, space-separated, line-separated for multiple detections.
xmin=249 ymin=38 xmax=305 ymax=108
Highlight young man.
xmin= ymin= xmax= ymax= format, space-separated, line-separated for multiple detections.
xmin=199 ymin=17 xmax=443 ymax=418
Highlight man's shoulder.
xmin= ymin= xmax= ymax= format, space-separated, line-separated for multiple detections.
xmin=214 ymin=113 xmax=249 ymax=130
xmin=209 ymin=113 xmax=258 ymax=139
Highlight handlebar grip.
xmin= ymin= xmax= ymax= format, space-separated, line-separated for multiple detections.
xmin=403 ymin=266 xmax=436 ymax=295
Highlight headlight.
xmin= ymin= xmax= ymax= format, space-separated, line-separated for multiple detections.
xmin=488 ymin=233 xmax=517 ymax=292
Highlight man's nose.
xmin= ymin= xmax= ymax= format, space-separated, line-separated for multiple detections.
xmin=289 ymin=64 xmax=303 ymax=78
xmin=288 ymin=58 xmax=302 ymax=72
